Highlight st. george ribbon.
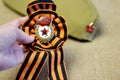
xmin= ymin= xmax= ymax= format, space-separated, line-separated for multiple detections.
xmin=15 ymin=0 xmax=68 ymax=80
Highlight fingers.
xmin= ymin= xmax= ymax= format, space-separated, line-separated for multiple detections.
xmin=19 ymin=44 xmax=30 ymax=53
xmin=12 ymin=17 xmax=34 ymax=44
xmin=17 ymin=16 xmax=28 ymax=28
xmin=17 ymin=29 xmax=34 ymax=44
xmin=10 ymin=43 xmax=25 ymax=65
xmin=0 ymin=43 xmax=24 ymax=71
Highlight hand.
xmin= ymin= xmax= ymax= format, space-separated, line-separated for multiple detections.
xmin=0 ymin=17 xmax=34 ymax=71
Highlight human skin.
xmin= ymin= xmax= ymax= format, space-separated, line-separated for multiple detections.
xmin=0 ymin=17 xmax=34 ymax=71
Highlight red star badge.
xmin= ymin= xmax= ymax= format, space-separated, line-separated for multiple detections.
xmin=41 ymin=28 xmax=47 ymax=36
xmin=86 ymin=22 xmax=95 ymax=33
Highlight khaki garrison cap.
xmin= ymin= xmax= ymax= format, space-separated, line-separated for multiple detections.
xmin=3 ymin=0 xmax=99 ymax=41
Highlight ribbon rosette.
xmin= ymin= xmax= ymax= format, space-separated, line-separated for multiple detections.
xmin=15 ymin=0 xmax=68 ymax=80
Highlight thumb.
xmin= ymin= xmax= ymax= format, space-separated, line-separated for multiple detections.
xmin=16 ymin=29 xmax=34 ymax=44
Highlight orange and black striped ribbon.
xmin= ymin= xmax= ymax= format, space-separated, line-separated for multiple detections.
xmin=15 ymin=0 xmax=68 ymax=80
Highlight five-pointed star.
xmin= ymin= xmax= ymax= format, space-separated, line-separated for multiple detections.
xmin=41 ymin=28 xmax=48 ymax=36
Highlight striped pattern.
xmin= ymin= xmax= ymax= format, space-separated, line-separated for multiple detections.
xmin=27 ymin=1 xmax=56 ymax=15
xmin=22 ymin=15 xmax=67 ymax=50
xmin=15 ymin=50 xmax=48 ymax=80
xmin=16 ymin=0 xmax=68 ymax=80
xmin=52 ymin=16 xmax=68 ymax=41
xmin=48 ymin=47 xmax=68 ymax=80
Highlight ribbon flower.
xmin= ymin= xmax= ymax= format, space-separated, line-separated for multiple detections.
xmin=15 ymin=0 xmax=68 ymax=80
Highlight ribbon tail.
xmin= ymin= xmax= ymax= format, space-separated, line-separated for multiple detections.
xmin=15 ymin=50 xmax=48 ymax=80
xmin=48 ymin=47 xmax=68 ymax=80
